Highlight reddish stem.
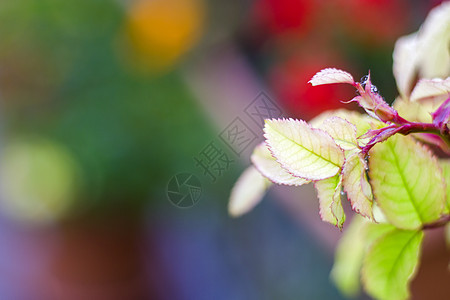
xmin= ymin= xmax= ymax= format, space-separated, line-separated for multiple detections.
xmin=422 ymin=214 xmax=450 ymax=230
xmin=361 ymin=121 xmax=450 ymax=156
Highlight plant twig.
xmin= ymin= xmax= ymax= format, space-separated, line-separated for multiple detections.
xmin=421 ymin=214 xmax=450 ymax=230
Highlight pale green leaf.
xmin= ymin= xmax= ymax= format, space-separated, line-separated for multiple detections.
xmin=308 ymin=68 xmax=355 ymax=86
xmin=364 ymin=222 xmax=397 ymax=246
xmin=331 ymin=217 xmax=395 ymax=297
xmin=440 ymin=159 xmax=450 ymax=212
xmin=228 ymin=166 xmax=271 ymax=217
xmin=330 ymin=216 xmax=366 ymax=297
xmin=264 ymin=119 xmax=344 ymax=180
xmin=251 ymin=143 xmax=310 ymax=186
xmin=315 ymin=175 xmax=345 ymax=229
xmin=393 ymin=33 xmax=419 ymax=98
xmin=410 ymin=77 xmax=450 ymax=102
xmin=415 ymin=2 xmax=450 ymax=79
xmin=369 ymin=135 xmax=445 ymax=230
xmin=342 ymin=153 xmax=374 ymax=220
xmin=362 ymin=229 xmax=424 ymax=300
xmin=318 ymin=117 xmax=358 ymax=151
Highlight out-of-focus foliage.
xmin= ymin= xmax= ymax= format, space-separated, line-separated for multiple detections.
xmin=0 ymin=0 xmax=214 ymax=222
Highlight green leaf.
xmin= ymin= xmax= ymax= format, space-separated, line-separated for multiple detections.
xmin=362 ymin=229 xmax=424 ymax=300
xmin=331 ymin=216 xmax=396 ymax=297
xmin=251 ymin=143 xmax=310 ymax=186
xmin=318 ymin=117 xmax=358 ymax=151
xmin=364 ymin=222 xmax=397 ymax=246
xmin=369 ymin=135 xmax=445 ymax=229
xmin=264 ymin=119 xmax=344 ymax=181
xmin=330 ymin=216 xmax=366 ymax=297
xmin=440 ymin=159 xmax=450 ymax=212
xmin=342 ymin=153 xmax=374 ymax=220
xmin=228 ymin=166 xmax=271 ymax=217
xmin=315 ymin=175 xmax=345 ymax=229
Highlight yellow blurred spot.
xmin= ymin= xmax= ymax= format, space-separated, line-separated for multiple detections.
xmin=0 ymin=138 xmax=81 ymax=225
xmin=123 ymin=0 xmax=205 ymax=73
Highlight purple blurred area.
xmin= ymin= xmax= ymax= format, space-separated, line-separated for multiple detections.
xmin=0 ymin=0 xmax=447 ymax=299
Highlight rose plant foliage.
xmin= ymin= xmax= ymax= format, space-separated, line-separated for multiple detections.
xmin=228 ymin=3 xmax=450 ymax=300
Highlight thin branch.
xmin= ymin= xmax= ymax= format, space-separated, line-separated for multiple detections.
xmin=361 ymin=121 xmax=450 ymax=156
xmin=422 ymin=214 xmax=450 ymax=230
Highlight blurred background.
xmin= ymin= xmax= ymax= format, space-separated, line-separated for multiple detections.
xmin=0 ymin=0 xmax=447 ymax=299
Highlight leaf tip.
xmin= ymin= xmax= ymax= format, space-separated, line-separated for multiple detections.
xmin=228 ymin=166 xmax=270 ymax=217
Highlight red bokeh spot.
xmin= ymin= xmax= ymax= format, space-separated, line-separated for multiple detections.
xmin=252 ymin=0 xmax=316 ymax=36
xmin=338 ymin=0 xmax=410 ymax=45
xmin=269 ymin=56 xmax=358 ymax=120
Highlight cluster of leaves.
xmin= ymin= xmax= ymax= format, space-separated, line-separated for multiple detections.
xmin=228 ymin=3 xmax=450 ymax=300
